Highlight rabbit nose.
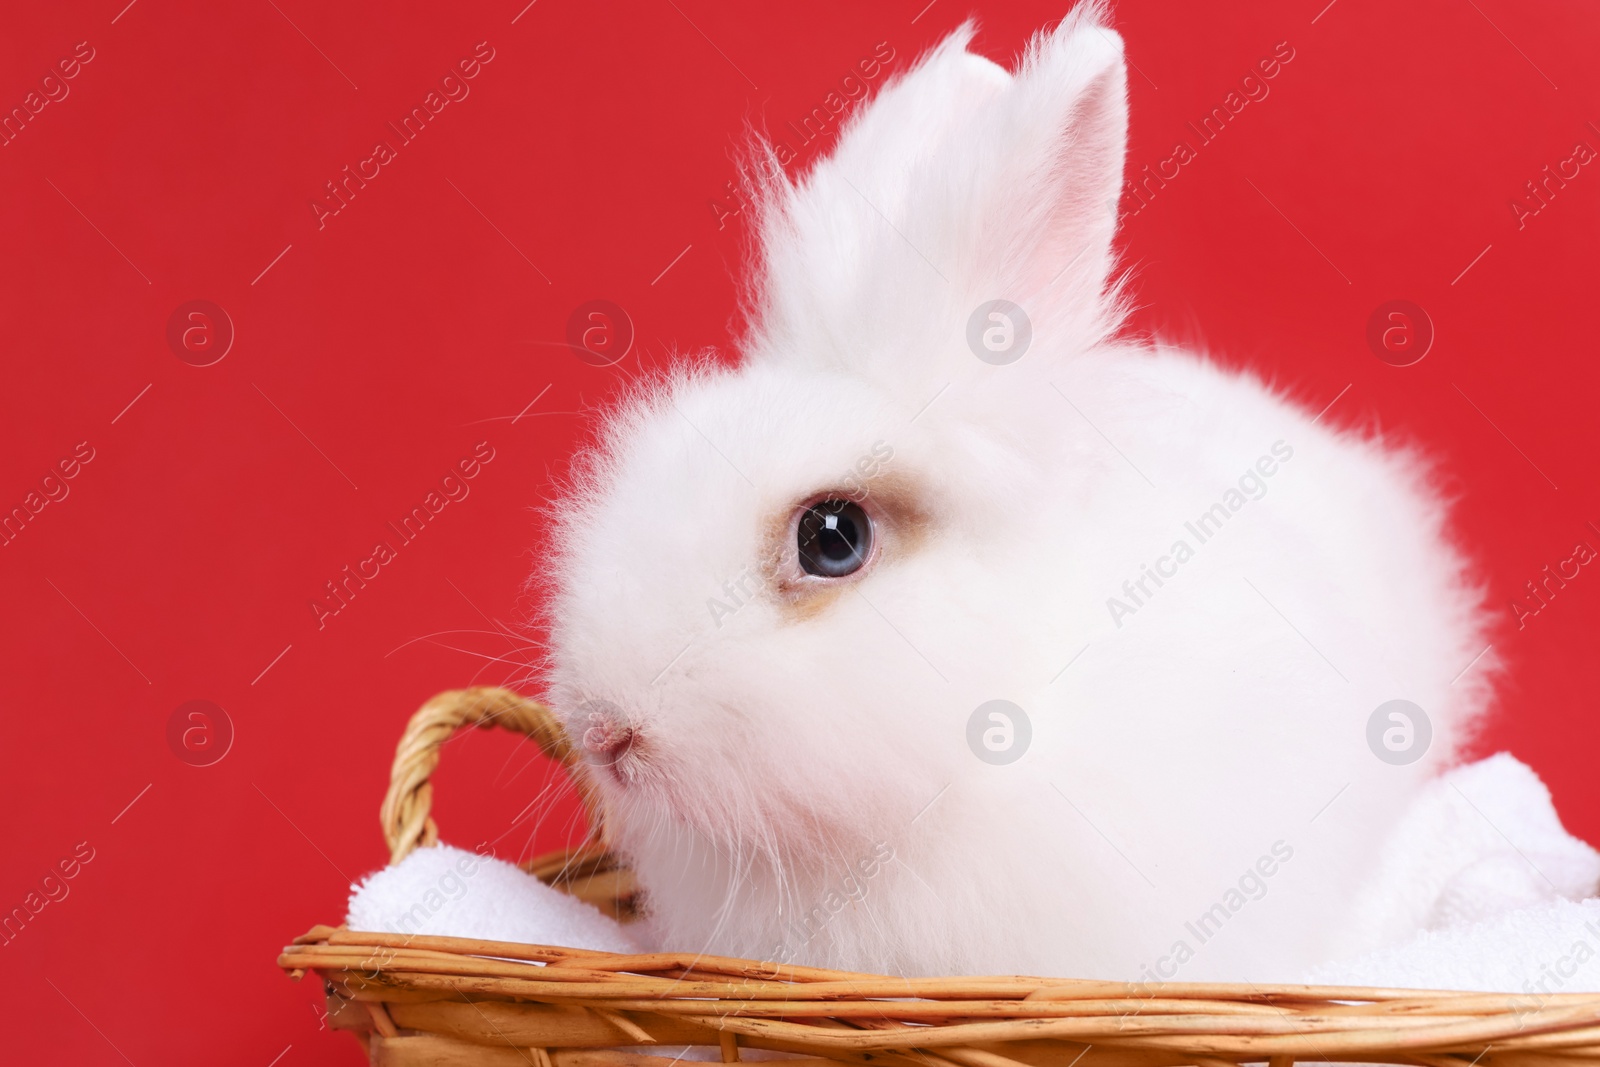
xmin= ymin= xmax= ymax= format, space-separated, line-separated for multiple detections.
xmin=581 ymin=709 xmax=636 ymax=766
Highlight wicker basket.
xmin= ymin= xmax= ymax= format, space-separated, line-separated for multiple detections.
xmin=280 ymin=687 xmax=1600 ymax=1067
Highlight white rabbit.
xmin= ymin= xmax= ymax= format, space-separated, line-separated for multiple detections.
xmin=540 ymin=2 xmax=1501 ymax=981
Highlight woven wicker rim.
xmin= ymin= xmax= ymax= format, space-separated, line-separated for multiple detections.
xmin=280 ymin=687 xmax=1600 ymax=1067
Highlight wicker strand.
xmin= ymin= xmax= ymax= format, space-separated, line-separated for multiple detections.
xmin=281 ymin=926 xmax=1600 ymax=1067
xmin=379 ymin=686 xmax=605 ymax=866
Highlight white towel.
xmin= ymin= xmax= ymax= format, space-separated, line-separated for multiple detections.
xmin=346 ymin=844 xmax=646 ymax=954
xmin=1334 ymin=752 xmax=1600 ymax=958
xmin=1310 ymin=752 xmax=1600 ymax=991
xmin=1309 ymin=897 xmax=1600 ymax=993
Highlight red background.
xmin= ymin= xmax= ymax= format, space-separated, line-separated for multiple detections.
xmin=3 ymin=0 xmax=1598 ymax=1062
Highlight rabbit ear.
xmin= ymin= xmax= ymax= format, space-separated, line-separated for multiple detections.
xmin=809 ymin=23 xmax=1013 ymax=221
xmin=751 ymin=4 xmax=1128 ymax=390
xmin=961 ymin=5 xmax=1128 ymax=335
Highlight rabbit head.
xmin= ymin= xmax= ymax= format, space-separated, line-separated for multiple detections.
xmin=546 ymin=4 xmax=1128 ymax=891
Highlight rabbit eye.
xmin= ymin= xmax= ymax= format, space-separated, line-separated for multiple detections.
xmin=797 ymin=499 xmax=873 ymax=578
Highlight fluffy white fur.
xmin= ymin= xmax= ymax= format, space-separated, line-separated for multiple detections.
xmin=540 ymin=5 xmax=1509 ymax=980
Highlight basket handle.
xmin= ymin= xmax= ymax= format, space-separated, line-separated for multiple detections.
xmin=379 ymin=687 xmax=606 ymax=866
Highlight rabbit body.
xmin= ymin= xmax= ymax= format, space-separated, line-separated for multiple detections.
xmin=543 ymin=5 xmax=1496 ymax=981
